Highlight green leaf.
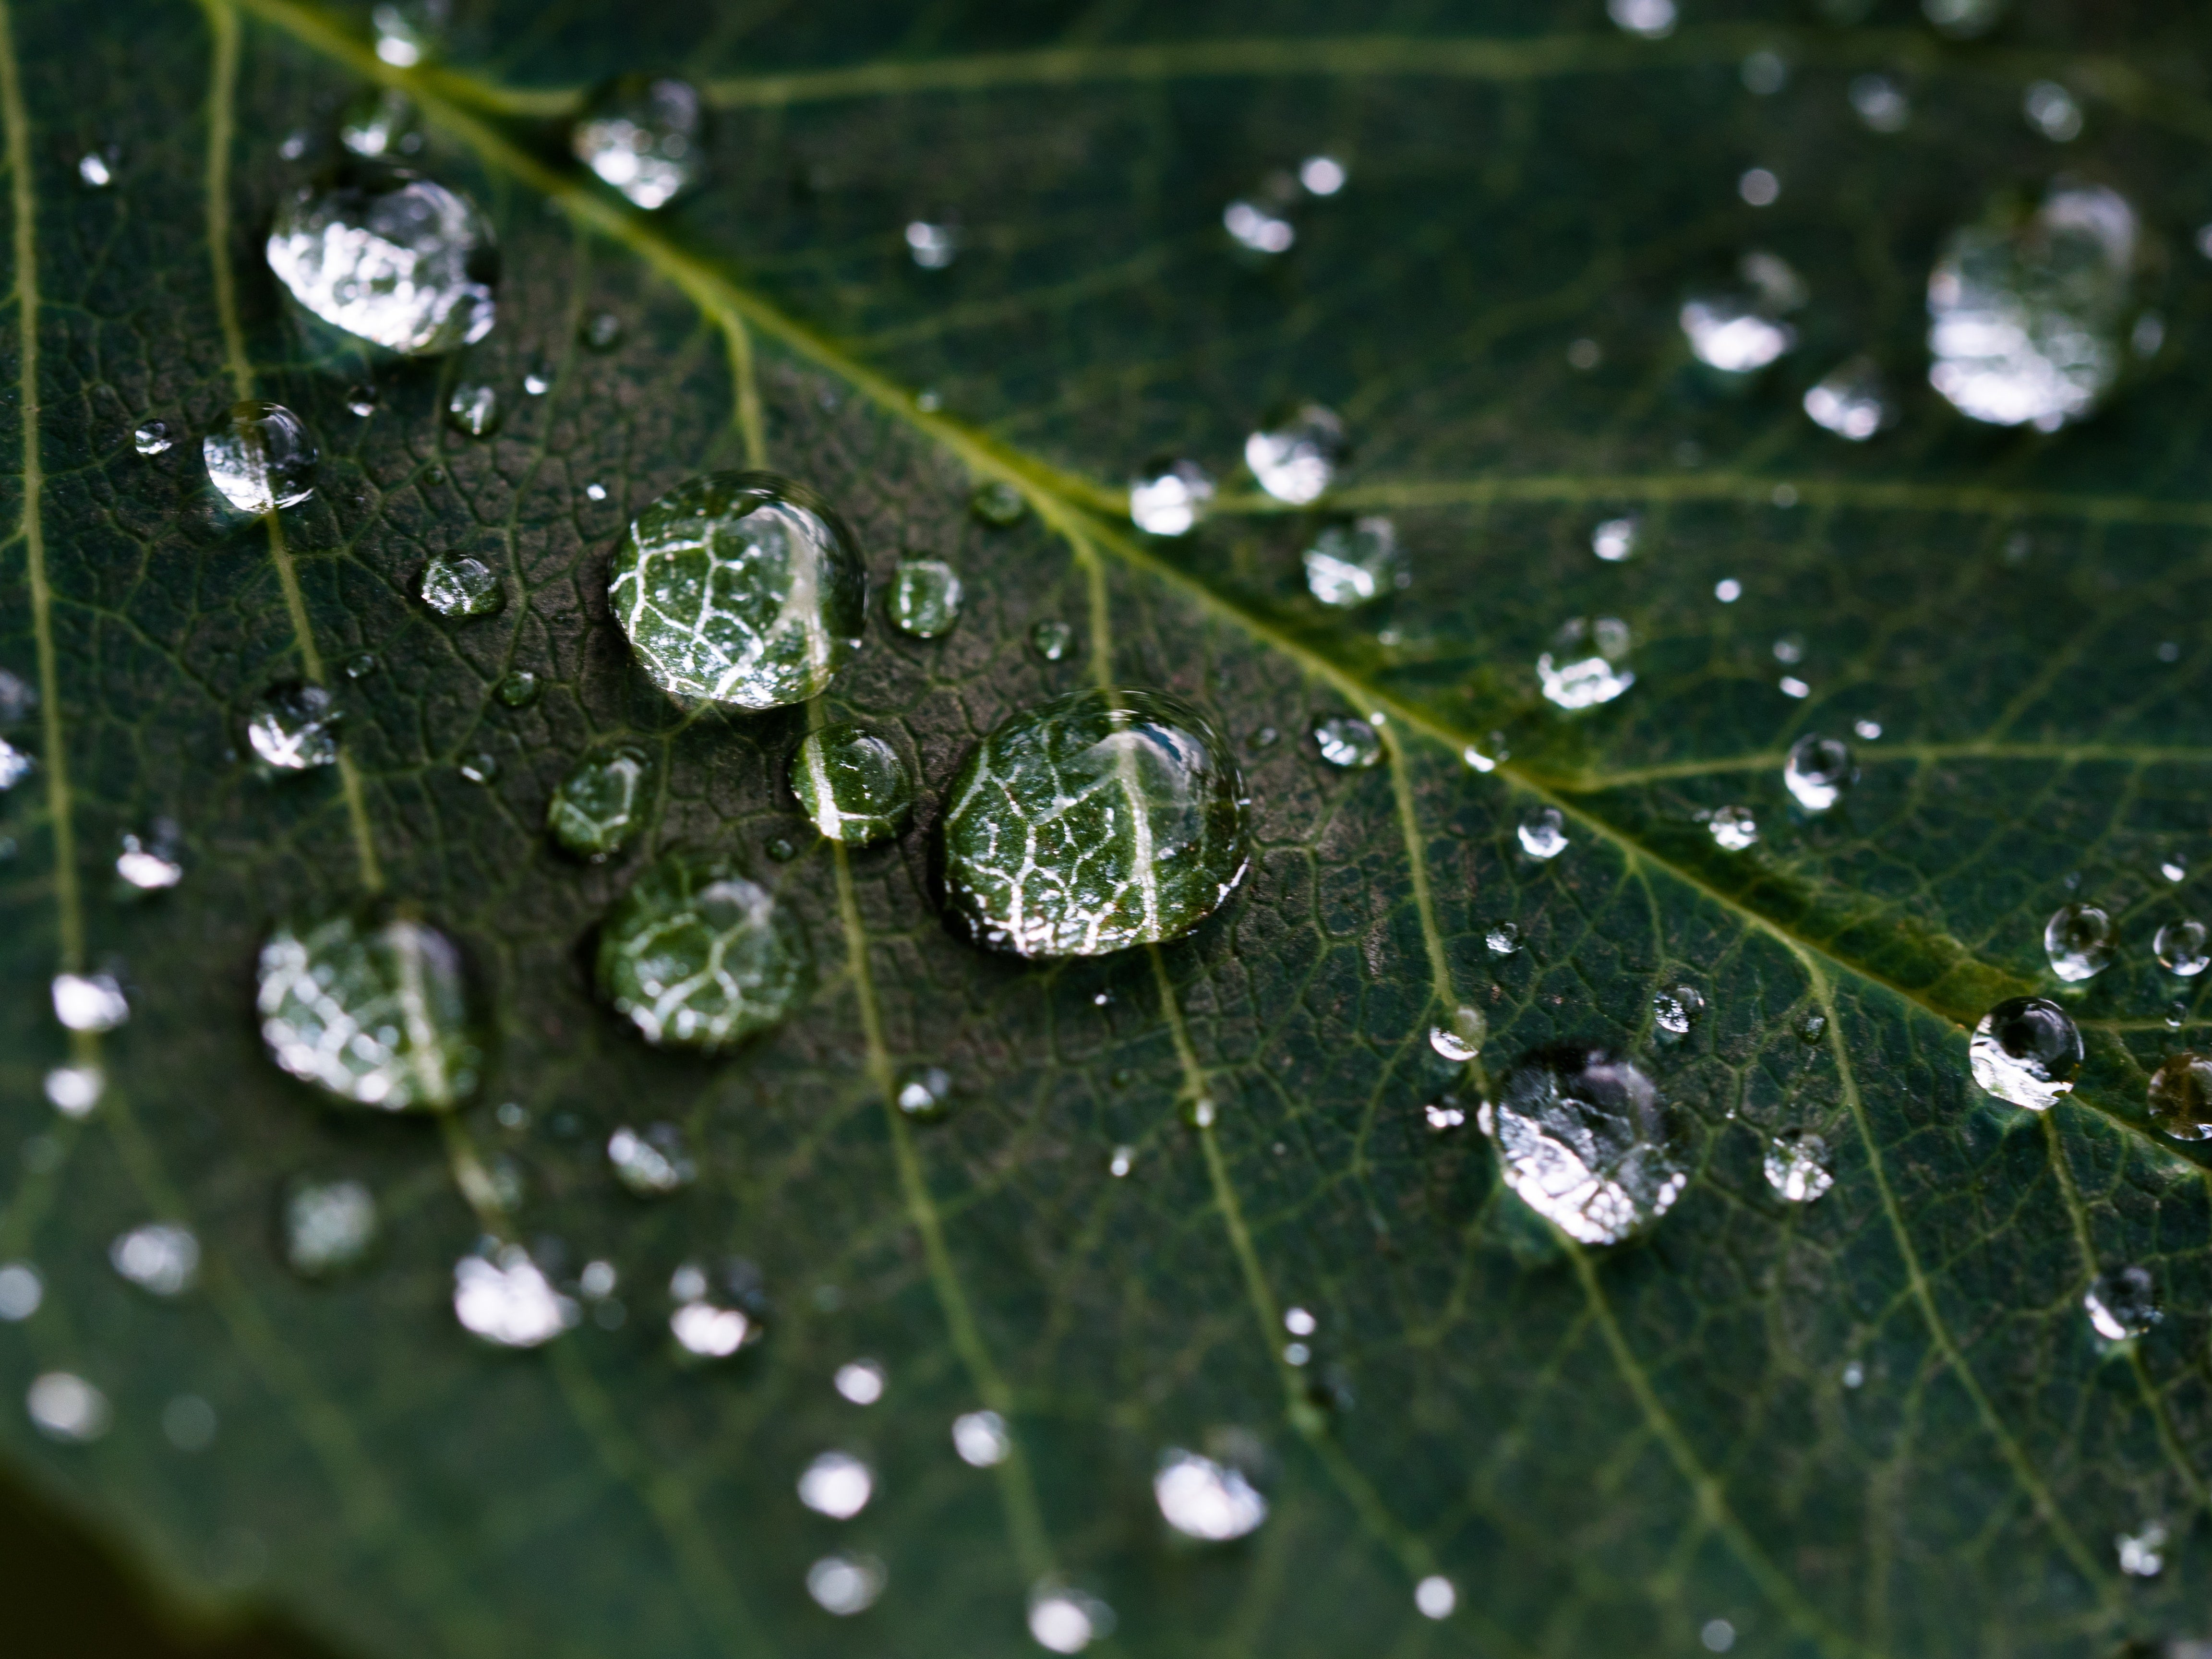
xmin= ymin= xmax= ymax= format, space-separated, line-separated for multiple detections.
xmin=4 ymin=2 xmax=2212 ymax=1656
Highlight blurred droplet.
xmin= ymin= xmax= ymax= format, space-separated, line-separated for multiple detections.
xmin=1244 ymin=403 xmax=1344 ymax=505
xmin=52 ymin=972 xmax=128 ymax=1033
xmin=2022 ymin=81 xmax=2082 ymax=142
xmin=2083 ymin=1265 xmax=2158 ymax=1341
xmin=420 ymin=552 xmax=503 ymax=617
xmin=133 ymin=419 xmax=171 ymax=456
xmin=1538 ymin=616 xmax=1634 ymax=709
xmin=1130 ymin=458 xmax=1214 ymax=537
xmin=1784 ymin=734 xmax=1855 ymax=812
xmin=1031 ymin=619 xmax=1072 ymax=661
xmin=890 ymin=557 xmax=964 ymax=637
xmin=1592 ymin=516 xmax=1637 ymax=562
xmin=258 ymin=911 xmax=479 ymax=1108
xmin=1803 ymin=358 xmax=1895 ymax=441
xmin=109 ymin=1223 xmax=198 ymax=1296
xmin=834 ymin=1360 xmax=885 ymax=1405
xmin=1518 ymin=806 xmax=1568 ymax=860
xmin=798 ymin=1451 xmax=875 ymax=1519
xmin=1706 ymin=805 xmax=1757 ymax=852
xmin=1414 ymin=1576 xmax=1457 ymax=1620
xmin=572 ymin=76 xmax=702 ymax=210
xmin=805 ymin=1553 xmax=884 ymax=1616
xmin=791 ymin=724 xmax=914 ymax=846
xmin=1607 ymin=0 xmax=1675 ymax=37
xmin=444 ymin=382 xmax=500 ymax=437
xmin=895 ymin=1065 xmax=952 ymax=1121
xmin=282 ymin=1178 xmax=380 ymax=1279
xmin=454 ymin=1244 xmax=577 ymax=1347
xmin=548 ymin=745 xmax=654 ymax=860
xmin=607 ymin=1123 xmax=696 ymax=1196
xmin=43 ymin=1064 xmax=103 ymax=1117
xmin=1303 ymin=517 xmax=1405 ymax=606
xmin=26 ymin=1372 xmax=109 ymax=1443
xmin=952 ymin=1409 xmax=1011 ymax=1467
xmin=0 ymin=1263 xmax=42 ymax=1322
xmin=1154 ymin=1448 xmax=1268 ymax=1540
xmin=2147 ymin=1051 xmax=2212 ymax=1140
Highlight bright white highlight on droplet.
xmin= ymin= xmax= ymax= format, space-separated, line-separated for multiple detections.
xmin=1738 ymin=168 xmax=1779 ymax=207
xmin=27 ymin=1372 xmax=109 ymax=1442
xmin=453 ymin=1246 xmax=578 ymax=1348
xmin=0 ymin=1263 xmax=44 ymax=1322
xmin=671 ymin=1300 xmax=751 ymax=1357
xmin=1607 ymin=0 xmax=1676 ymax=37
xmin=953 ymin=1409 xmax=1011 ymax=1467
xmin=806 ymin=1552 xmax=885 ymax=1615
xmin=1715 ymin=579 xmax=1742 ymax=603
xmin=1592 ymin=517 xmax=1637 ymax=562
xmin=1702 ymin=1618 xmax=1737 ymax=1653
xmin=1224 ymin=200 xmax=1294 ymax=254
xmin=1414 ymin=1575 xmax=1457 ymax=1619
xmin=835 ymin=1359 xmax=885 ymax=1405
xmin=1154 ymin=1450 xmax=1268 ymax=1540
xmin=43 ymin=1064 xmax=104 ymax=1117
xmin=1298 ymin=156 xmax=1346 ymax=196
xmin=1283 ymin=1306 xmax=1317 ymax=1336
xmin=52 ymin=972 xmax=128 ymax=1032
xmin=798 ymin=1451 xmax=875 ymax=1519
xmin=110 ymin=1223 xmax=199 ymax=1296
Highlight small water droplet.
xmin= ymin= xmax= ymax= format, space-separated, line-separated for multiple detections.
xmin=2083 ymin=1264 xmax=2158 ymax=1341
xmin=27 ymin=1372 xmax=110 ymax=1442
xmin=1591 ymin=516 xmax=1637 ymax=562
xmin=258 ymin=910 xmax=480 ymax=1108
xmin=970 ymin=479 xmax=1025 ymax=526
xmin=608 ymin=1123 xmax=696 ymax=1195
xmin=1108 ymin=1144 xmax=1136 ymax=1177
xmin=611 ymin=472 xmax=866 ymax=709
xmin=789 ymin=726 xmax=909 ymax=846
xmin=581 ymin=310 xmax=623 ymax=350
xmin=1303 ymin=516 xmax=1404 ymax=607
xmin=522 ymin=362 xmax=552 ymax=396
xmin=1608 ymin=0 xmax=1676 ymax=37
xmin=77 ymin=151 xmax=113 ymax=189
xmin=43 ymin=1063 xmax=103 ymax=1117
xmin=1424 ymin=1097 xmax=1467 ymax=1131
xmin=1853 ymin=718 xmax=1882 ymax=741
xmin=952 ymin=1408 xmax=1010 ymax=1466
xmin=1299 ymin=155 xmax=1346 ymax=196
xmin=905 ymin=219 xmax=960 ymax=268
xmin=1479 ymin=1046 xmax=1685 ymax=1244
xmin=1841 ymin=1359 xmax=1865 ymax=1388
xmin=2147 ymin=1051 xmax=2212 ymax=1140
xmin=764 ymin=835 xmax=797 ymax=863
xmin=585 ymin=481 xmax=608 ymax=501
xmin=1224 ymin=196 xmax=1294 ymax=254
xmin=282 ymin=1178 xmax=380 ymax=1279
xmin=444 ymin=382 xmax=500 ymax=437
xmin=1537 ymin=616 xmax=1634 ymax=709
xmin=834 ymin=1360 xmax=884 ymax=1405
xmin=1245 ymin=403 xmax=1344 ymax=505
xmin=1741 ymin=48 xmax=1788 ymax=95
xmin=1715 ymin=578 xmax=1743 ymax=603
xmin=0 ymin=1263 xmax=42 ymax=1322
xmin=1486 ymin=921 xmax=1520 ymax=955
xmin=2044 ymin=901 xmax=2113 ymax=982
xmin=805 ymin=1553 xmax=884 ymax=1616
xmin=1706 ymin=804 xmax=1757 ymax=852
xmin=52 ymin=972 xmax=128 ymax=1033
xmin=0 ymin=737 xmax=32 ymax=791
xmin=1784 ymin=734 xmax=1854 ymax=812
xmin=1795 ymin=1009 xmax=1828 ymax=1044
xmin=1312 ymin=716 xmax=1381 ymax=769
xmin=494 ymin=668 xmax=540 ymax=708
xmin=2155 ymin=919 xmax=2208 ymax=976
xmin=2116 ymin=1523 xmax=2166 ymax=1578
xmin=267 ymin=167 xmax=494 ymax=354
xmin=371 ymin=0 xmax=449 ymax=65
xmin=1029 ymin=1578 xmax=1114 ymax=1653
xmin=571 ymin=75 xmax=702 ymax=210
xmin=1737 ymin=168 xmax=1780 ymax=208
xmin=116 ymin=827 xmax=183 ymax=891
xmin=1154 ymin=1447 xmax=1268 ymax=1540
xmin=798 ymin=1450 xmax=874 ymax=1519
xmin=1652 ymin=984 xmax=1705 ymax=1036
xmin=457 ymin=751 xmax=498 ymax=785
xmin=670 ymin=1270 xmax=756 ymax=1357
xmin=1181 ymin=1095 xmax=1217 ymax=1129
xmin=1129 ymin=457 xmax=1215 ymax=536
xmin=1850 ymin=73 xmax=1910 ymax=132
xmin=598 ymin=854 xmax=811 ymax=1049
xmin=338 ymin=86 xmax=421 ymax=159
xmin=164 ymin=1394 xmax=217 ymax=1452
xmin=133 ymin=419 xmax=171 ymax=456
xmin=1803 ymin=356 xmax=1895 ymax=441
xmin=419 ymin=552 xmax=504 ymax=618
xmin=1701 ymin=1619 xmax=1738 ymax=1654
xmin=2022 ymin=80 xmax=2082 ymax=142
xmin=109 ymin=1222 xmax=199 ymax=1296
xmin=1764 ymin=1131 xmax=1834 ymax=1203
xmin=1518 ymin=805 xmax=1569 ymax=860
xmin=1429 ymin=1006 xmax=1485 ymax=1063
xmin=1969 ymin=996 xmax=2082 ymax=1110
xmin=204 ymin=401 xmax=316 ymax=513
xmin=1414 ymin=1576 xmax=1457 ymax=1621
xmin=1030 ymin=618 xmax=1072 ymax=661
xmin=454 ymin=1243 xmax=577 ymax=1347
xmin=1681 ymin=253 xmax=1801 ymax=371
xmin=344 ymin=652 xmax=378 ymax=679
xmin=890 ymin=557 xmax=963 ymax=637
xmin=894 ymin=1065 xmax=951 ymax=1121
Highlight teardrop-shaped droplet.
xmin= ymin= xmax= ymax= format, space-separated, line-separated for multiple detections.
xmin=1968 ymin=995 xmax=2082 ymax=1109
xmin=1783 ymin=733 xmax=1854 ymax=811
xmin=257 ymin=909 xmax=481 ymax=1109
xmin=789 ymin=723 xmax=914 ymax=846
xmin=1244 ymin=402 xmax=1344 ymax=505
xmin=2154 ymin=918 xmax=2208 ymax=977
xmin=571 ymin=75 xmax=703 ymax=210
xmin=1312 ymin=716 xmax=1381 ymax=769
xmin=1764 ymin=1131 xmax=1834 ymax=1202
xmin=419 ymin=552 xmax=503 ymax=617
xmin=940 ymin=687 xmax=1250 ymax=959
xmin=596 ymin=854 xmax=812 ymax=1049
xmin=2044 ymin=901 xmax=2113 ymax=981
xmin=204 ymin=401 xmax=316 ymax=513
xmin=1479 ymin=1046 xmax=1685 ymax=1244
xmin=247 ymin=681 xmax=340 ymax=770
xmin=1303 ymin=517 xmax=1404 ymax=607
xmin=890 ymin=557 xmax=963 ymax=638
xmin=282 ymin=1177 xmax=381 ymax=1279
xmin=1537 ymin=616 xmax=1634 ymax=709
xmin=547 ymin=744 xmax=655 ymax=860
xmin=266 ymin=165 xmax=497 ymax=355
xmin=1129 ymin=457 xmax=1215 ymax=536
xmin=2147 ymin=1051 xmax=2212 ymax=1140
xmin=608 ymin=471 xmax=867 ymax=709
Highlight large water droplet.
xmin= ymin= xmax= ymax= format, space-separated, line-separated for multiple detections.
xmin=52 ymin=972 xmax=128 ymax=1032
xmin=547 ymin=744 xmax=655 ymax=860
xmin=805 ymin=1553 xmax=885 ymax=1616
xmin=257 ymin=910 xmax=481 ymax=1109
xmin=1154 ymin=1448 xmax=1268 ymax=1540
xmin=609 ymin=472 xmax=867 ymax=710
xmin=597 ymin=854 xmax=812 ymax=1049
xmin=890 ymin=557 xmax=963 ymax=638
xmin=109 ymin=1222 xmax=199 ymax=1296
xmin=1480 ymin=1047 xmax=1684 ymax=1244
xmin=266 ymin=166 xmax=496 ymax=355
xmin=2083 ymin=1265 xmax=2158 ymax=1340
xmin=454 ymin=1244 xmax=577 ymax=1348
xmin=1129 ymin=458 xmax=1214 ymax=536
xmin=1312 ymin=716 xmax=1381 ymax=769
xmin=247 ymin=682 xmax=339 ymax=771
xmin=939 ymin=688 xmax=1250 ymax=958
xmin=797 ymin=1450 xmax=874 ymax=1519
xmin=608 ymin=1123 xmax=696 ymax=1195
xmin=444 ymin=382 xmax=500 ymax=438
xmin=419 ymin=552 xmax=503 ymax=617
xmin=952 ymin=1408 xmax=1010 ymax=1466
xmin=2147 ymin=1051 xmax=2212 ymax=1140
xmin=790 ymin=724 xmax=914 ymax=846
xmin=571 ymin=75 xmax=702 ymax=210
xmin=2044 ymin=901 xmax=2113 ymax=981
xmin=1968 ymin=995 xmax=2082 ymax=1109
xmin=282 ymin=1177 xmax=380 ymax=1279
xmin=1537 ymin=616 xmax=1634 ymax=709
xmin=1928 ymin=184 xmax=2134 ymax=431
xmin=1518 ymin=805 xmax=1568 ymax=860
xmin=1783 ymin=734 xmax=1854 ymax=812
xmin=1303 ymin=517 xmax=1405 ymax=607
xmin=204 ymin=401 xmax=316 ymax=513
xmin=1803 ymin=356 xmax=1895 ymax=441
xmin=338 ymin=86 xmax=422 ymax=159
xmin=2154 ymin=919 xmax=2208 ymax=977
xmin=1244 ymin=403 xmax=1344 ymax=505
xmin=27 ymin=1372 xmax=110 ymax=1443
xmin=1764 ymin=1131 xmax=1834 ymax=1203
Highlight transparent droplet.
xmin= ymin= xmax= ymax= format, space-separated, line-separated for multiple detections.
xmin=1245 ymin=403 xmax=1344 ymax=505
xmin=2154 ymin=919 xmax=2208 ymax=976
xmin=116 ymin=828 xmax=183 ymax=891
xmin=458 ymin=751 xmax=498 ymax=785
xmin=798 ymin=1450 xmax=874 ymax=1519
xmin=43 ymin=1063 xmax=104 ymax=1117
xmin=1592 ymin=517 xmax=1637 ymax=562
xmin=1486 ymin=921 xmax=1520 ymax=955
xmin=547 ymin=744 xmax=655 ymax=860
xmin=2044 ymin=901 xmax=2113 ymax=982
xmin=609 ymin=472 xmax=867 ymax=709
xmin=1537 ymin=616 xmax=1635 ymax=709
xmin=133 ymin=419 xmax=171 ymax=456
xmin=163 ymin=1395 xmax=216 ymax=1452
xmin=1928 ymin=184 xmax=2135 ymax=431
xmin=1783 ymin=734 xmax=1854 ymax=812
xmin=1224 ymin=197 xmax=1294 ymax=254
xmin=608 ymin=1123 xmax=696 ymax=1196
xmin=890 ymin=557 xmax=963 ymax=638
xmin=78 ymin=151 xmax=113 ymax=189
xmin=1299 ymin=155 xmax=1346 ymax=195
xmin=1108 ymin=1143 xmax=1136 ymax=1176
xmin=494 ymin=669 xmax=540 ymax=708
xmin=894 ymin=1064 xmax=952 ymax=1121
xmin=1608 ymin=0 xmax=1676 ymax=37
xmin=0 ymin=1262 xmax=43 ymax=1322
xmin=598 ymin=854 xmax=812 ymax=1049
xmin=1707 ymin=805 xmax=1758 ymax=852
xmin=1313 ymin=716 xmax=1382 ymax=769
xmin=1303 ymin=516 xmax=1405 ymax=607
xmin=906 ymin=220 xmax=960 ymax=268
xmin=343 ymin=653 xmax=378 ymax=680
xmin=454 ymin=1244 xmax=578 ymax=1348
xmin=1129 ymin=457 xmax=1215 ymax=537
xmin=1681 ymin=293 xmax=1794 ymax=373
xmin=1738 ymin=168 xmax=1780 ymax=208
xmin=1850 ymin=73 xmax=1910 ymax=132
xmin=1764 ymin=1131 xmax=1834 ymax=1203
xmin=204 ymin=400 xmax=316 ymax=513
xmin=419 ymin=552 xmax=503 ymax=617
xmin=1518 ymin=805 xmax=1568 ymax=860
xmin=2022 ymin=80 xmax=2082 ymax=142
xmin=1795 ymin=1009 xmax=1828 ymax=1045
xmin=1480 ymin=1047 xmax=1684 ymax=1244
xmin=2147 ymin=1050 xmax=2212 ymax=1140
xmin=2116 ymin=1523 xmax=2166 ymax=1579
xmin=1031 ymin=619 xmax=1072 ymax=661
xmin=971 ymin=479 xmax=1026 ymax=526
xmin=27 ymin=1372 xmax=110 ymax=1443
xmin=266 ymin=167 xmax=496 ymax=355
xmin=371 ymin=0 xmax=449 ymax=65
xmin=791 ymin=724 xmax=914 ymax=847
xmin=246 ymin=682 xmax=339 ymax=771
xmin=257 ymin=910 xmax=481 ymax=1109
xmin=834 ymin=1360 xmax=885 ymax=1405
xmin=764 ymin=835 xmax=797 ymax=863
xmin=805 ymin=1553 xmax=884 ymax=1616
xmin=1414 ymin=1575 xmax=1457 ymax=1620
xmin=2083 ymin=1264 xmax=2158 ymax=1341
xmin=940 ymin=688 xmax=1250 ymax=959
xmin=109 ymin=1222 xmax=198 ymax=1296
xmin=1029 ymin=1579 xmax=1115 ymax=1654
xmin=1154 ymin=1448 xmax=1268 ymax=1541
xmin=281 ymin=1177 xmax=380 ymax=1279
xmin=581 ymin=310 xmax=623 ymax=350
xmin=1701 ymin=1620 xmax=1737 ymax=1654
xmin=571 ymin=75 xmax=703 ymax=210
xmin=1968 ymin=995 xmax=2083 ymax=1110
xmin=952 ymin=1408 xmax=1010 ymax=1467
xmin=338 ymin=86 xmax=421 ymax=159
xmin=52 ymin=971 xmax=128 ymax=1033
xmin=1652 ymin=985 xmax=1705 ymax=1037
xmin=444 ymin=382 xmax=500 ymax=438
xmin=1741 ymin=48 xmax=1788 ymax=95
xmin=1429 ymin=1006 xmax=1485 ymax=1063
xmin=1803 ymin=357 xmax=1895 ymax=441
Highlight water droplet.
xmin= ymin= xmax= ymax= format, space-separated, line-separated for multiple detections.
xmin=584 ymin=481 xmax=608 ymax=501
xmin=1929 ymin=184 xmax=2135 ymax=431
xmin=257 ymin=910 xmax=481 ymax=1109
xmin=52 ymin=972 xmax=128 ymax=1033
xmin=1969 ymin=996 xmax=2082 ymax=1110
xmin=133 ymin=419 xmax=171 ymax=456
xmin=1608 ymin=0 xmax=1676 ymax=37
xmin=522 ymin=362 xmax=552 ymax=396
xmin=1849 ymin=73 xmax=1910 ymax=132
xmin=1432 ymin=1098 xmax=1474 ymax=1130
xmin=1841 ymin=1359 xmax=1865 ymax=1388
xmin=1108 ymin=1143 xmax=1136 ymax=1176
xmin=163 ymin=1395 xmax=217 ymax=1452
xmin=764 ymin=835 xmax=797 ymax=863
xmin=109 ymin=1222 xmax=199 ymax=1296
xmin=1282 ymin=1306 xmax=1317 ymax=1337
xmin=2044 ymin=901 xmax=2113 ymax=981
xmin=1223 ymin=192 xmax=1295 ymax=254
xmin=27 ymin=1372 xmax=110 ymax=1442
xmin=598 ymin=854 xmax=812 ymax=1049
xmin=1029 ymin=1579 xmax=1114 ymax=1653
xmin=2155 ymin=919 xmax=2208 ymax=976
xmin=952 ymin=1408 xmax=1010 ymax=1466
xmin=544 ymin=745 xmax=654 ymax=860
xmin=457 ymin=751 xmax=499 ymax=785
xmin=2116 ymin=1523 xmax=2166 ymax=1578
xmin=1154 ymin=1448 xmax=1268 ymax=1540
xmin=0 ymin=737 xmax=31 ymax=790
xmin=1706 ymin=805 xmax=1758 ymax=852
xmin=281 ymin=1178 xmax=380 ymax=1278
xmin=1783 ymin=734 xmax=1854 ymax=812
xmin=444 ymin=382 xmax=500 ymax=438
xmin=798 ymin=1450 xmax=874 ymax=1519
xmin=338 ymin=86 xmax=421 ymax=159
xmin=1795 ymin=1009 xmax=1828 ymax=1044
xmin=1129 ymin=457 xmax=1214 ymax=536
xmin=494 ymin=669 xmax=540 ymax=708
xmin=1652 ymin=985 xmax=1705 ymax=1037
xmin=2022 ymin=80 xmax=2082 ymax=142
xmin=581 ymin=310 xmax=622 ymax=350
xmin=571 ymin=75 xmax=702 ymax=210
xmin=1487 ymin=921 xmax=1521 ymax=955
xmin=940 ymin=688 xmax=1250 ymax=959
xmin=44 ymin=1063 xmax=103 ymax=1117
xmin=1414 ymin=1576 xmax=1457 ymax=1621
xmin=266 ymin=167 xmax=496 ymax=355
xmin=1518 ymin=805 xmax=1569 ymax=860
xmin=1480 ymin=1047 xmax=1685 ymax=1244
xmin=906 ymin=219 xmax=959 ymax=268
xmin=1680 ymin=288 xmax=1794 ymax=372
xmin=1245 ymin=403 xmax=1344 ymax=505
xmin=340 ymin=654 xmax=378 ymax=683
xmin=894 ymin=1065 xmax=951 ymax=1120
xmin=1592 ymin=516 xmax=1637 ymax=562
xmin=608 ymin=1123 xmax=696 ymax=1195
xmin=1303 ymin=516 xmax=1405 ymax=607
xmin=454 ymin=1243 xmax=577 ymax=1348
xmin=1537 ymin=616 xmax=1634 ymax=709
xmin=890 ymin=557 xmax=963 ymax=638
xmin=1764 ymin=1131 xmax=1834 ymax=1203
xmin=1567 ymin=337 xmax=1602 ymax=369
xmin=1740 ymin=48 xmax=1788 ymax=94
xmin=2083 ymin=1264 xmax=2158 ymax=1341
xmin=2147 ymin=1051 xmax=2212 ymax=1140
xmin=371 ymin=0 xmax=448 ymax=65
xmin=247 ymin=682 xmax=340 ymax=771
xmin=1031 ymin=619 xmax=1072 ymax=661
xmin=419 ymin=552 xmax=503 ymax=618
xmin=1313 ymin=716 xmax=1381 ymax=769
xmin=0 ymin=1263 xmax=42 ymax=1322
xmin=971 ymin=479 xmax=1025 ymax=526
xmin=805 ymin=1553 xmax=884 ymax=1616
xmin=77 ymin=151 xmax=113 ymax=189
xmin=1803 ymin=356 xmax=1895 ymax=441
xmin=670 ymin=1276 xmax=755 ymax=1357
xmin=116 ymin=828 xmax=183 ymax=891
xmin=610 ymin=472 xmax=867 ymax=709
xmin=789 ymin=724 xmax=914 ymax=847
xmin=834 ymin=1360 xmax=884 ymax=1405
xmin=1429 ymin=1006 xmax=1485 ymax=1063
xmin=204 ymin=401 xmax=316 ymax=513
xmin=1701 ymin=1619 xmax=1737 ymax=1654
xmin=2161 ymin=854 xmax=2187 ymax=881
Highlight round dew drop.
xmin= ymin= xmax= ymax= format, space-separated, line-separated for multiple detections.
xmin=1303 ymin=517 xmax=1405 ymax=607
xmin=1154 ymin=1448 xmax=1268 ymax=1541
xmin=1129 ymin=457 xmax=1215 ymax=536
xmin=257 ymin=910 xmax=481 ymax=1110
xmin=247 ymin=682 xmax=340 ymax=771
xmin=596 ymin=853 xmax=812 ymax=1050
xmin=2154 ymin=918 xmax=2208 ymax=976
xmin=1968 ymin=995 xmax=2082 ymax=1110
xmin=789 ymin=724 xmax=914 ymax=846
xmin=2147 ymin=1051 xmax=2212 ymax=1140
xmin=1312 ymin=716 xmax=1381 ymax=769
xmin=266 ymin=165 xmax=497 ymax=355
xmin=608 ymin=471 xmax=867 ymax=710
xmin=205 ymin=401 xmax=317 ymax=513
xmin=1245 ymin=402 xmax=1345 ymax=505
xmin=494 ymin=669 xmax=540 ymax=708
xmin=2083 ymin=1265 xmax=2158 ymax=1341
xmin=2044 ymin=901 xmax=2113 ymax=981
xmin=570 ymin=75 xmax=703 ymax=211
xmin=1784 ymin=733 xmax=1854 ymax=812
xmin=1538 ymin=617 xmax=1634 ymax=709
xmin=419 ymin=553 xmax=503 ymax=617
xmin=970 ymin=479 xmax=1026 ymax=527
xmin=1764 ymin=1131 xmax=1834 ymax=1203
xmin=547 ymin=744 xmax=656 ymax=860
xmin=133 ymin=420 xmax=172 ymax=456
xmin=1479 ymin=1046 xmax=1686 ymax=1245
xmin=1518 ymin=805 xmax=1569 ymax=860
xmin=890 ymin=557 xmax=963 ymax=638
